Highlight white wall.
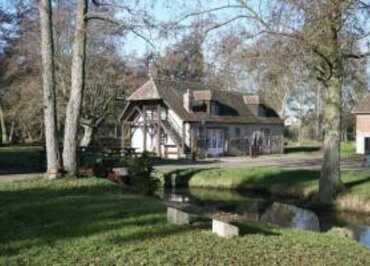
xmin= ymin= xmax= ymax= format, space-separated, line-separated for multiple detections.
xmin=131 ymin=114 xmax=155 ymax=152
xmin=131 ymin=127 xmax=155 ymax=153
xmin=168 ymin=108 xmax=192 ymax=147
xmin=168 ymin=109 xmax=183 ymax=132
xmin=130 ymin=112 xmax=180 ymax=154
xmin=185 ymin=122 xmax=191 ymax=146
xmin=131 ymin=127 xmax=144 ymax=152
xmin=356 ymin=132 xmax=370 ymax=154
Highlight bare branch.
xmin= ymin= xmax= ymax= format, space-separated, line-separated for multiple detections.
xmin=175 ymin=3 xmax=270 ymax=31
xmin=176 ymin=4 xmax=245 ymax=24
xmin=312 ymin=47 xmax=333 ymax=73
xmin=204 ymin=15 xmax=258 ymax=35
xmin=344 ymin=52 xmax=370 ymax=59
xmin=85 ymin=13 xmax=156 ymax=49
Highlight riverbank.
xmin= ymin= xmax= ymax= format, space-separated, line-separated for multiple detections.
xmin=159 ymin=167 xmax=370 ymax=213
xmin=1 ymin=177 xmax=370 ymax=265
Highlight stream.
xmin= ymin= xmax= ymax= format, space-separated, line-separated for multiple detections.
xmin=160 ymin=187 xmax=370 ymax=249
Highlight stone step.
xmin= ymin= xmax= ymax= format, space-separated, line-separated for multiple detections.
xmin=212 ymin=219 xmax=239 ymax=238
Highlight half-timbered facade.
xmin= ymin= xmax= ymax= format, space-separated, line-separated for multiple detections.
xmin=120 ymin=79 xmax=284 ymax=158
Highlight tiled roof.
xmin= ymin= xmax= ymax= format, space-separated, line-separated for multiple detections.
xmin=193 ymin=90 xmax=212 ymax=101
xmin=125 ymin=79 xmax=283 ymax=125
xmin=353 ymin=94 xmax=370 ymax=114
xmin=128 ymin=79 xmax=160 ymax=100
xmin=243 ymin=95 xmax=262 ymax=105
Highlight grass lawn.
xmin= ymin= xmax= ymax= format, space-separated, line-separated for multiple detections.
xmin=164 ymin=167 xmax=370 ymax=204
xmin=0 ymin=145 xmax=45 ymax=173
xmin=1 ymin=177 xmax=370 ymax=265
xmin=341 ymin=142 xmax=356 ymax=157
xmin=284 ymin=141 xmax=355 ymax=156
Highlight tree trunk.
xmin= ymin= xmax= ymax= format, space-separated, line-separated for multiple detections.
xmin=316 ymin=84 xmax=322 ymax=140
xmin=62 ymin=0 xmax=88 ymax=176
xmin=24 ymin=124 xmax=34 ymax=143
xmin=318 ymin=1 xmax=345 ymax=205
xmin=0 ymin=104 xmax=8 ymax=144
xmin=38 ymin=120 xmax=44 ymax=142
xmin=39 ymin=0 xmax=60 ymax=179
xmin=342 ymin=127 xmax=347 ymax=142
xmin=8 ymin=120 xmax=15 ymax=143
xmin=80 ymin=124 xmax=93 ymax=147
xmin=319 ymin=66 xmax=343 ymax=204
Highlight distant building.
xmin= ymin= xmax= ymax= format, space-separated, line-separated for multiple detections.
xmin=284 ymin=116 xmax=301 ymax=127
xmin=119 ymin=79 xmax=284 ymax=158
xmin=353 ymin=95 xmax=370 ymax=154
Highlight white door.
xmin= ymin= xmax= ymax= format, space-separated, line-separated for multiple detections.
xmin=207 ymin=129 xmax=224 ymax=156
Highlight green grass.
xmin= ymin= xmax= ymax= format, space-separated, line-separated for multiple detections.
xmin=165 ymin=167 xmax=370 ymax=202
xmin=0 ymin=145 xmax=120 ymax=174
xmin=341 ymin=141 xmax=356 ymax=157
xmin=0 ymin=146 xmax=45 ymax=173
xmin=1 ymin=177 xmax=370 ymax=265
xmin=284 ymin=141 xmax=355 ymax=156
xmin=287 ymin=139 xmax=321 ymax=146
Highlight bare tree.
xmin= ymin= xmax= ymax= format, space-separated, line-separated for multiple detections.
xmin=62 ymin=0 xmax=88 ymax=176
xmin=0 ymin=4 xmax=16 ymax=144
xmin=62 ymin=0 xmax=157 ymax=176
xmin=80 ymin=83 xmax=115 ymax=147
xmin=39 ymin=0 xmax=60 ymax=178
xmin=0 ymin=104 xmax=7 ymax=143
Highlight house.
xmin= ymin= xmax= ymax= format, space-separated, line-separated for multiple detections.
xmin=284 ymin=116 xmax=301 ymax=127
xmin=353 ymin=95 xmax=370 ymax=154
xmin=119 ymin=78 xmax=284 ymax=158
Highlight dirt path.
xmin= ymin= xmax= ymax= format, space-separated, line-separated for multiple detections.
xmin=0 ymin=173 xmax=44 ymax=183
xmin=0 ymin=152 xmax=365 ymax=182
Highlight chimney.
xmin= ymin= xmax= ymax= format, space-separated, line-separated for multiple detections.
xmin=183 ymin=89 xmax=193 ymax=113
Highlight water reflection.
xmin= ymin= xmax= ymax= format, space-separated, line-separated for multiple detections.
xmin=354 ymin=225 xmax=370 ymax=247
xmin=163 ymin=187 xmax=370 ymax=248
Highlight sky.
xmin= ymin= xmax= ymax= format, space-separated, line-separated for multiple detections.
xmin=2 ymin=0 xmax=370 ymax=114
xmin=0 ymin=0 xmax=268 ymax=58
xmin=112 ymin=0 xmax=268 ymax=59
xmin=118 ymin=0 xmax=238 ymax=57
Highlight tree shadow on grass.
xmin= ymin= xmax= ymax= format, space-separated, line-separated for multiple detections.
xmin=0 ymin=179 xmax=191 ymax=256
xmin=284 ymin=146 xmax=321 ymax=154
xmin=235 ymin=169 xmax=320 ymax=198
xmin=345 ymin=176 xmax=370 ymax=189
xmin=0 ymin=146 xmax=45 ymax=175
xmin=238 ymin=222 xmax=280 ymax=236
xmin=154 ymin=158 xmax=220 ymax=167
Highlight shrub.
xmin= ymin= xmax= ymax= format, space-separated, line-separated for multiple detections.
xmin=121 ymin=152 xmax=159 ymax=195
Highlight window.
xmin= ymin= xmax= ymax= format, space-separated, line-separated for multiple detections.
xmin=258 ymin=105 xmax=279 ymax=117
xmin=192 ymin=102 xmax=207 ymax=113
xmin=263 ymin=128 xmax=271 ymax=136
xmin=218 ymin=134 xmax=224 ymax=148
xmin=212 ymin=134 xmax=217 ymax=148
xmin=211 ymin=103 xmax=219 ymax=115
xmin=206 ymin=137 xmax=211 ymax=148
xmin=365 ymin=138 xmax=370 ymax=154
xmin=160 ymin=131 xmax=167 ymax=145
xmin=235 ymin=127 xmax=241 ymax=137
xmin=160 ymin=109 xmax=167 ymax=120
